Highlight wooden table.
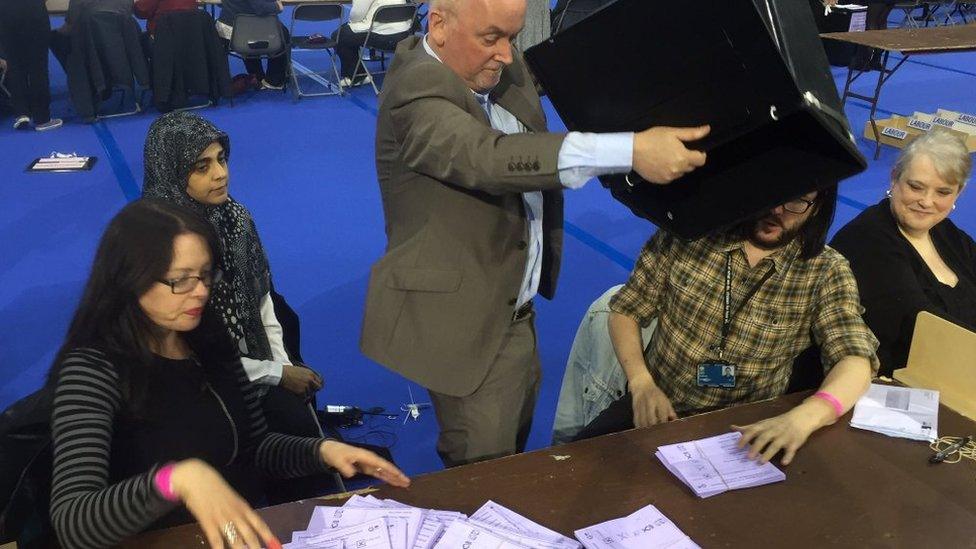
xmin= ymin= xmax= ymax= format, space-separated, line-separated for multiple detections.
xmin=127 ymin=391 xmax=976 ymax=548
xmin=821 ymin=24 xmax=976 ymax=159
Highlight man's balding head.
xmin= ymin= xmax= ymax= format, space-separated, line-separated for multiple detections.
xmin=427 ymin=0 xmax=526 ymax=93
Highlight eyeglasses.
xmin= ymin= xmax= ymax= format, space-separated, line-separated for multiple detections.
xmin=157 ymin=269 xmax=223 ymax=294
xmin=782 ymin=198 xmax=815 ymax=214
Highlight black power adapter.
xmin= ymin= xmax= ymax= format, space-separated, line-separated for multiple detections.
xmin=317 ymin=405 xmax=364 ymax=428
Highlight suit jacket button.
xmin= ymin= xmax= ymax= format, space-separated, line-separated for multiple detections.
xmin=508 ymin=298 xmax=517 ymax=306
xmin=516 ymin=162 xmax=524 ymax=171
xmin=532 ymin=161 xmax=540 ymax=171
xmin=517 ymin=240 xmax=527 ymax=250
xmin=508 ymin=162 xmax=516 ymax=171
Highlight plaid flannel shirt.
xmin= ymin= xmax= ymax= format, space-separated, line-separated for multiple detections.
xmin=610 ymin=232 xmax=879 ymax=415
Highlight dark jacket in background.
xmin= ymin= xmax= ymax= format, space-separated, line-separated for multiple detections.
xmin=831 ymin=198 xmax=976 ymax=376
xmin=217 ymin=0 xmax=280 ymax=26
xmin=65 ymin=7 xmax=149 ymax=119
xmin=152 ymin=10 xmax=231 ymax=111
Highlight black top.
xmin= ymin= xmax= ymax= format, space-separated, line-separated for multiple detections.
xmin=830 ymin=199 xmax=976 ymax=376
xmin=109 ymin=355 xmax=264 ymax=528
xmin=50 ymin=320 xmax=331 ymax=548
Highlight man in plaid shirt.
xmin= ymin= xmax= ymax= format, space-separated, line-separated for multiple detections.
xmin=607 ymin=185 xmax=879 ymax=465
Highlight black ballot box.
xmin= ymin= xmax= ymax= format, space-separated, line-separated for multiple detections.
xmin=525 ymin=0 xmax=867 ymax=240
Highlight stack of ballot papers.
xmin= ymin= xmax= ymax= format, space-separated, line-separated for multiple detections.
xmin=655 ymin=432 xmax=786 ymax=498
xmin=850 ymin=383 xmax=939 ymax=442
xmin=284 ymin=496 xmax=699 ymax=549
xmin=574 ymin=504 xmax=700 ymax=549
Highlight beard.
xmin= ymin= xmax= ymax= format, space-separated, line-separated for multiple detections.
xmin=747 ymin=216 xmax=802 ymax=250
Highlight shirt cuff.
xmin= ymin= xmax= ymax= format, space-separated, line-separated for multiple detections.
xmin=240 ymin=357 xmax=286 ymax=386
xmin=558 ymin=131 xmax=634 ymax=189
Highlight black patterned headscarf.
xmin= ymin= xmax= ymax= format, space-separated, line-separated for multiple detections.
xmin=142 ymin=111 xmax=272 ymax=361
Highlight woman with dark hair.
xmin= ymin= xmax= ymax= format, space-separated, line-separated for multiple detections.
xmin=142 ymin=111 xmax=325 ymax=444
xmin=832 ymin=130 xmax=975 ymax=377
xmin=48 ymin=199 xmax=409 ymax=549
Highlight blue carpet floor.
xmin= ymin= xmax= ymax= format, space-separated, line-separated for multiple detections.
xmin=1 ymin=15 xmax=974 ymax=479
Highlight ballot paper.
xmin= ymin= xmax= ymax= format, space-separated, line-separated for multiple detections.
xmin=286 ymin=517 xmax=390 ymax=549
xmin=469 ymin=501 xmax=580 ymax=549
xmin=655 ymin=432 xmax=786 ymax=498
xmin=850 ymin=383 xmax=939 ymax=442
xmin=286 ymin=495 xmax=703 ymax=549
xmin=574 ymin=504 xmax=699 ymax=549
xmin=432 ymin=520 xmax=529 ymax=549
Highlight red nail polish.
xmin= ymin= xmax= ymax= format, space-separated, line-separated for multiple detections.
xmin=268 ymin=538 xmax=282 ymax=549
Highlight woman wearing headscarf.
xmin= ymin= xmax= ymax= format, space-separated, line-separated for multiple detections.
xmin=142 ymin=111 xmax=325 ymax=440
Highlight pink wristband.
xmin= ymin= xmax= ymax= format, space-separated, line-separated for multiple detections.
xmin=812 ymin=391 xmax=844 ymax=419
xmin=153 ymin=463 xmax=179 ymax=502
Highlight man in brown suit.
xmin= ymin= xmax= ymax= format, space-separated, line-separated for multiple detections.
xmin=362 ymin=0 xmax=710 ymax=467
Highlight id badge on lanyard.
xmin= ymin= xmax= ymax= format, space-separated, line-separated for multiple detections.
xmin=696 ymin=252 xmax=774 ymax=389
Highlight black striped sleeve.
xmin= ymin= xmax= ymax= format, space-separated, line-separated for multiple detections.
xmin=49 ymin=349 xmax=176 ymax=549
xmin=229 ymin=360 xmax=332 ymax=478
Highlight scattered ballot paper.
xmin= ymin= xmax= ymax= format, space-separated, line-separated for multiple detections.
xmin=285 ymin=495 xmax=704 ymax=549
xmin=574 ymin=504 xmax=699 ymax=549
xmin=284 ymin=496 xmax=581 ymax=549
xmin=850 ymin=383 xmax=939 ymax=442
xmin=655 ymin=432 xmax=786 ymax=498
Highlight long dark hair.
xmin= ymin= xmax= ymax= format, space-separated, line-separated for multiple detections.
xmin=48 ymin=199 xmax=222 ymax=408
xmin=796 ymin=184 xmax=837 ymax=260
xmin=732 ymin=184 xmax=838 ymax=260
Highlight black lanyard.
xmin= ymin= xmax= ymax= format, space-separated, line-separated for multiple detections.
xmin=718 ymin=252 xmax=775 ymax=359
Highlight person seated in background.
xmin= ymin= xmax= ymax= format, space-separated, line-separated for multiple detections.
xmin=831 ymin=130 xmax=975 ymax=378
xmin=332 ymin=0 xmax=413 ymax=88
xmin=587 ymin=186 xmax=879 ymax=465
xmin=216 ymin=0 xmax=288 ymax=89
xmin=49 ymin=0 xmax=133 ymax=72
xmin=0 ymin=0 xmax=62 ymax=130
xmin=142 ymin=112 xmax=327 ymax=445
xmin=823 ymin=0 xmax=895 ymax=70
xmin=134 ymin=0 xmax=198 ymax=43
xmin=48 ymin=199 xmax=409 ymax=549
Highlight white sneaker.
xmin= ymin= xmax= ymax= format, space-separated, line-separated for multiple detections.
xmin=339 ymin=75 xmax=372 ymax=88
xmin=35 ymin=118 xmax=63 ymax=131
xmin=14 ymin=116 xmax=31 ymax=130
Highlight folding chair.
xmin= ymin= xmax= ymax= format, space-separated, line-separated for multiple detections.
xmin=228 ymin=14 xmax=289 ymax=99
xmin=288 ymin=3 xmax=344 ymax=99
xmin=349 ymin=3 xmax=418 ymax=95
xmin=894 ymin=0 xmax=927 ymax=27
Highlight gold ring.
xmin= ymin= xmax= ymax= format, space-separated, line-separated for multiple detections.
xmin=222 ymin=522 xmax=238 ymax=544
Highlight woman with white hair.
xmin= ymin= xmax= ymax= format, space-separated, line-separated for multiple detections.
xmin=832 ymin=130 xmax=975 ymax=377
